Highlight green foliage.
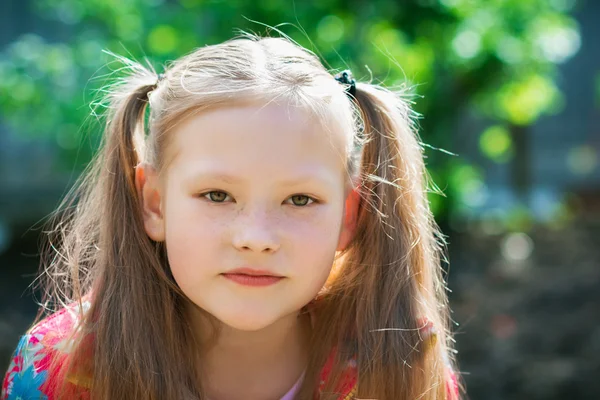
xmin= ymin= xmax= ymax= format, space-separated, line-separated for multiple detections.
xmin=0 ymin=0 xmax=583 ymax=218
xmin=479 ymin=125 xmax=512 ymax=163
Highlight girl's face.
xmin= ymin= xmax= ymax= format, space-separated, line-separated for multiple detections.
xmin=138 ymin=101 xmax=355 ymax=331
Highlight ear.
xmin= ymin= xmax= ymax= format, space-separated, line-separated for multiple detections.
xmin=336 ymin=187 xmax=360 ymax=252
xmin=135 ymin=162 xmax=166 ymax=242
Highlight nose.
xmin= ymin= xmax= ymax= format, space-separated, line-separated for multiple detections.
xmin=231 ymin=208 xmax=281 ymax=254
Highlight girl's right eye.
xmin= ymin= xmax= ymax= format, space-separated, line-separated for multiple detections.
xmin=200 ymin=191 xmax=232 ymax=203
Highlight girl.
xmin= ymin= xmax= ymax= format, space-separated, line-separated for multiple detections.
xmin=2 ymin=33 xmax=462 ymax=399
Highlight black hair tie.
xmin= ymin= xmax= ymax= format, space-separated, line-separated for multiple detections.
xmin=334 ymin=69 xmax=356 ymax=97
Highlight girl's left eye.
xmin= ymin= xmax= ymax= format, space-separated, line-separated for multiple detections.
xmin=286 ymin=195 xmax=315 ymax=207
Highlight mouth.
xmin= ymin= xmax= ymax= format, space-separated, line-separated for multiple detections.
xmin=221 ymin=267 xmax=284 ymax=287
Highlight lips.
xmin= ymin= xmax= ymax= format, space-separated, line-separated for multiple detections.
xmin=221 ymin=267 xmax=284 ymax=287
xmin=223 ymin=267 xmax=283 ymax=277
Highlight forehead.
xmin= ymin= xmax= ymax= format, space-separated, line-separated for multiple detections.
xmin=166 ymin=101 xmax=349 ymax=183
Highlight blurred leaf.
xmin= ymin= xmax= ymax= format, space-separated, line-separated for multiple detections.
xmin=317 ymin=15 xmax=345 ymax=44
xmin=496 ymin=74 xmax=561 ymax=125
xmin=148 ymin=25 xmax=179 ymax=55
xmin=479 ymin=125 xmax=513 ymax=163
xmin=446 ymin=161 xmax=488 ymax=210
xmin=526 ymin=12 xmax=580 ymax=64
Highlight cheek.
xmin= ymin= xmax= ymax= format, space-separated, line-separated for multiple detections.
xmin=162 ymin=194 xmax=225 ymax=281
xmin=290 ymin=208 xmax=344 ymax=283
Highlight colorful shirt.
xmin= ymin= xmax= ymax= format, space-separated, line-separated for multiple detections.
xmin=1 ymin=302 xmax=457 ymax=399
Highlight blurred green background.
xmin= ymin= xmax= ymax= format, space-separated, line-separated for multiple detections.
xmin=1 ymin=0 xmax=599 ymax=399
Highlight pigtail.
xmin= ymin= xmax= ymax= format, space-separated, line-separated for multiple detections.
xmin=84 ymin=66 xmax=202 ymax=399
xmin=306 ymin=83 xmax=461 ymax=399
xmin=39 ymin=61 xmax=202 ymax=399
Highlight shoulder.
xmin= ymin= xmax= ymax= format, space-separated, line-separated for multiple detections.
xmin=1 ymin=301 xmax=92 ymax=400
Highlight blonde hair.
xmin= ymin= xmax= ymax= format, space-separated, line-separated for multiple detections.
xmin=37 ymin=32 xmax=462 ymax=399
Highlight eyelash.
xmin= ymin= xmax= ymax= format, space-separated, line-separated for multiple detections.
xmin=198 ymin=191 xmax=317 ymax=207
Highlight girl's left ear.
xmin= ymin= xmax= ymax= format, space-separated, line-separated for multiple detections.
xmin=337 ymin=187 xmax=360 ymax=252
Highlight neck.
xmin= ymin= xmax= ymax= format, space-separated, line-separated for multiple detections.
xmin=187 ymin=305 xmax=312 ymax=399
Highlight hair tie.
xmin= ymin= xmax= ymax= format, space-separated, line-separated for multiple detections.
xmin=334 ymin=69 xmax=356 ymax=97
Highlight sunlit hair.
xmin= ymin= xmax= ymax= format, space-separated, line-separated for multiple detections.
xmin=35 ymin=31 xmax=462 ymax=399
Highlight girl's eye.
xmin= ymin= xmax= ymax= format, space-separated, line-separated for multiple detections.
xmin=287 ymin=195 xmax=314 ymax=207
xmin=202 ymin=191 xmax=231 ymax=203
